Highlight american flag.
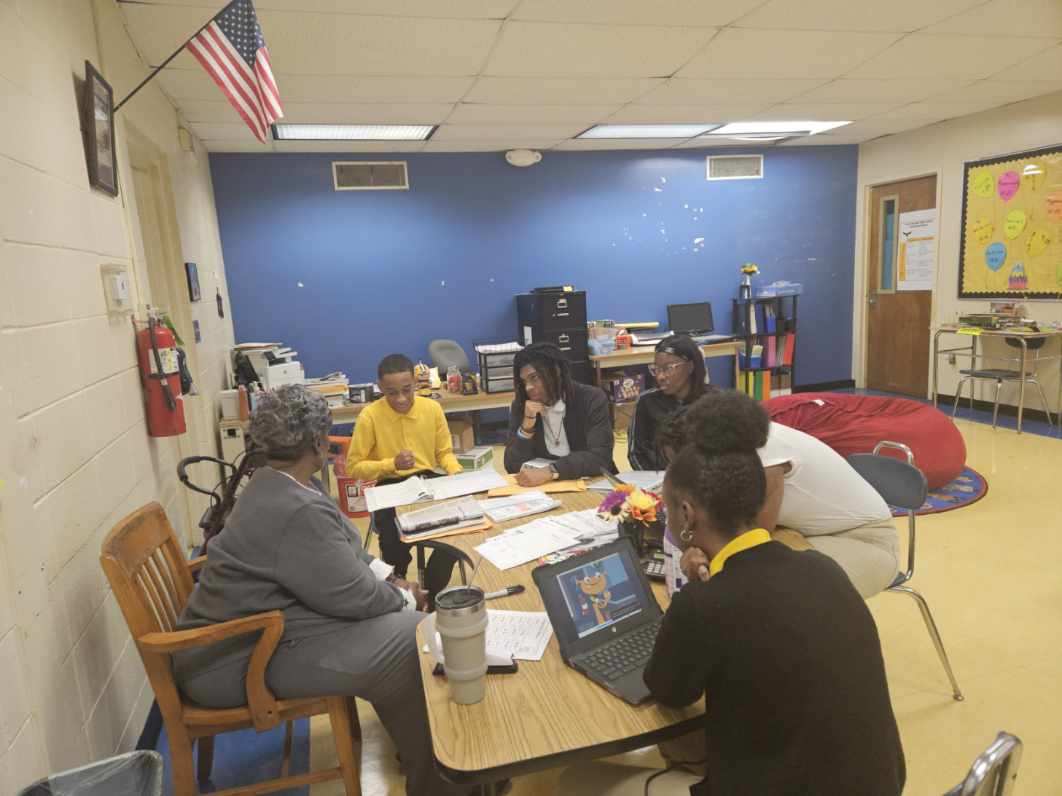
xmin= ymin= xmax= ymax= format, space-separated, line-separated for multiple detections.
xmin=186 ymin=0 xmax=282 ymax=143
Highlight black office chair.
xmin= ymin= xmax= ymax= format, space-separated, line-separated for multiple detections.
xmin=847 ymin=441 xmax=964 ymax=701
xmin=944 ymin=732 xmax=1022 ymax=795
xmin=428 ymin=339 xmax=471 ymax=373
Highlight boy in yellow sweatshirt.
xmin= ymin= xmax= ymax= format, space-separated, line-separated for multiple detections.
xmin=347 ymin=354 xmax=462 ymax=576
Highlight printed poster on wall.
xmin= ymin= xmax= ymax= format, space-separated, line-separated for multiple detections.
xmin=897 ymin=208 xmax=938 ymax=291
xmin=958 ymin=144 xmax=1062 ymax=298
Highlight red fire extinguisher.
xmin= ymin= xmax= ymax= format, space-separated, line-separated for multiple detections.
xmin=137 ymin=315 xmax=186 ymax=437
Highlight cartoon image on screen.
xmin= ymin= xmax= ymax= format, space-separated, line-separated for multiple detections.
xmin=557 ymin=553 xmax=642 ymax=638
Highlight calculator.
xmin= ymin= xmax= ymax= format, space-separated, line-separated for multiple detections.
xmin=643 ymin=552 xmax=666 ymax=581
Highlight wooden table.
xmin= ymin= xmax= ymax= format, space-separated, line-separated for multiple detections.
xmin=930 ymin=326 xmax=1062 ymax=433
xmin=405 ymin=492 xmax=702 ymax=788
xmin=590 ymin=339 xmax=743 ymax=389
xmin=218 ymin=389 xmax=515 ymax=432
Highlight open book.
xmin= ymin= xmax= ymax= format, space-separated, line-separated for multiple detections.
xmin=365 ymin=470 xmax=508 ymax=512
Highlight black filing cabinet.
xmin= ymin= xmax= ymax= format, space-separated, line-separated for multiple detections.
xmin=516 ymin=290 xmax=592 ymax=384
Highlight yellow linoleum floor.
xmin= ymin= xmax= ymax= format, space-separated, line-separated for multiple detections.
xmin=311 ymin=420 xmax=1062 ymax=795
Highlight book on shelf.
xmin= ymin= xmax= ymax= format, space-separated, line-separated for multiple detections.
xmin=783 ymin=333 xmax=796 ymax=366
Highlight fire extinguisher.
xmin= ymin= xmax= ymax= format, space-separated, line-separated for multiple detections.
xmin=137 ymin=314 xmax=186 ymax=437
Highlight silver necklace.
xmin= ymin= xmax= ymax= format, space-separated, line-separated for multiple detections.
xmin=542 ymin=410 xmax=564 ymax=447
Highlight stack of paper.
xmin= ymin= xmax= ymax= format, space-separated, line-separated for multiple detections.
xmin=478 ymin=492 xmax=560 ymax=523
xmin=397 ymin=497 xmax=484 ymax=536
xmin=474 ymin=519 xmax=581 ymax=570
xmin=588 ymin=471 xmax=665 ymax=492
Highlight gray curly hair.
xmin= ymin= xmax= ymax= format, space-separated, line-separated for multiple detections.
xmin=249 ymin=384 xmax=332 ymax=461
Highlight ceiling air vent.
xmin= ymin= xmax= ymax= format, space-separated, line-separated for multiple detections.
xmin=332 ymin=161 xmax=409 ymax=191
xmin=706 ymin=154 xmax=764 ymax=181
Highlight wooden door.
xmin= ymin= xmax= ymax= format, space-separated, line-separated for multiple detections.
xmin=866 ymin=175 xmax=936 ymax=396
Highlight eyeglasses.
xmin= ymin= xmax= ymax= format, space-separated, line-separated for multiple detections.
xmin=648 ymin=362 xmax=689 ymax=378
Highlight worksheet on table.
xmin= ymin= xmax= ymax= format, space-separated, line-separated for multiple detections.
xmin=486 ymin=610 xmax=553 ymax=661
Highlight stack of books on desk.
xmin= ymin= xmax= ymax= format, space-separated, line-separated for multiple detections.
xmin=304 ymin=372 xmax=350 ymax=407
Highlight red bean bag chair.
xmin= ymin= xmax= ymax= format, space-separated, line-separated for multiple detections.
xmin=766 ymin=393 xmax=966 ymax=489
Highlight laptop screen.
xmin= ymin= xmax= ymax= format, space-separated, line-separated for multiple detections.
xmin=555 ymin=551 xmax=644 ymax=638
xmin=534 ymin=539 xmax=661 ymax=656
xmin=667 ymin=302 xmax=714 ymax=334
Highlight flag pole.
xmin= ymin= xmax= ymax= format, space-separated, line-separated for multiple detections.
xmin=114 ymin=0 xmax=236 ymax=113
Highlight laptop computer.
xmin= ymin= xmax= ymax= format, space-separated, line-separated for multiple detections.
xmin=532 ymin=539 xmax=664 ymax=705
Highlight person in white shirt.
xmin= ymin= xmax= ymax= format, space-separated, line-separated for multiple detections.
xmin=661 ymin=390 xmax=899 ymax=598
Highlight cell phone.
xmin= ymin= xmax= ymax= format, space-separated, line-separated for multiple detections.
xmin=432 ymin=662 xmax=519 ymax=676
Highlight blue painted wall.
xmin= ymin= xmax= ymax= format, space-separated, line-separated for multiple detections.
xmin=211 ymin=146 xmax=858 ymax=387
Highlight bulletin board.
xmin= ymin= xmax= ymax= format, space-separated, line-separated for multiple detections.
xmin=958 ymin=143 xmax=1062 ymax=299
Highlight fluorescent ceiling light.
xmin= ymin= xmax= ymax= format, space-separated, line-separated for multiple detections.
xmin=706 ymin=121 xmax=850 ymax=137
xmin=579 ymin=124 xmax=720 ymax=139
xmin=273 ymin=124 xmax=435 ymax=141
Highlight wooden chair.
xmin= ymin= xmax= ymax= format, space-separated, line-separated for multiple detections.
xmin=100 ymin=502 xmax=362 ymax=796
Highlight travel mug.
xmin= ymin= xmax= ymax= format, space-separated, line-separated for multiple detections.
xmin=429 ymin=585 xmax=489 ymax=705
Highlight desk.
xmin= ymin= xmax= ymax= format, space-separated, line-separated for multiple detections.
xmin=405 ymin=492 xmax=702 ymax=788
xmin=590 ymin=340 xmax=742 ymax=389
xmin=931 ymin=326 xmax=1062 ymax=434
xmin=218 ymin=389 xmax=515 ymax=432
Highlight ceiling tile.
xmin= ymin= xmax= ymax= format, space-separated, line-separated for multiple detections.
xmin=201 ymin=140 xmax=275 ymax=153
xmin=677 ymin=29 xmax=901 ymax=80
xmin=121 ymin=5 xmax=500 ymax=74
xmin=465 ymin=77 xmax=663 ymax=105
xmin=157 ymin=71 xmax=475 ymax=103
xmin=921 ymin=80 xmax=1062 ymax=106
xmin=846 ymin=34 xmax=1054 ymax=80
xmin=271 ymin=141 xmax=427 ymax=152
xmin=553 ymin=139 xmax=682 ymax=150
xmin=796 ymin=77 xmax=972 ymax=103
xmin=181 ymin=100 xmax=454 ymax=124
xmin=735 ymin=0 xmax=985 ymax=32
xmin=752 ymin=102 xmax=905 ymax=121
xmin=870 ymin=100 xmax=1020 ymax=124
xmin=606 ymin=103 xmax=769 ymax=123
xmin=925 ymin=0 xmax=1062 ymax=38
xmin=432 ymin=124 xmax=587 ymax=141
xmin=991 ymin=44 xmax=1062 ymax=81
xmin=447 ymin=104 xmax=620 ymax=124
xmin=673 ymin=138 xmax=770 ymax=149
xmin=483 ymin=21 xmax=716 ymax=77
xmin=128 ymin=0 xmax=517 ymax=19
xmin=512 ymin=0 xmax=763 ymax=26
xmin=421 ymin=140 xmax=560 ymax=152
xmin=189 ymin=122 xmax=262 ymax=141
xmin=638 ymin=78 xmax=828 ymax=105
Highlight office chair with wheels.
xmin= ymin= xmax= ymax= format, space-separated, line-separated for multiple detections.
xmin=428 ymin=339 xmax=471 ymax=373
xmin=952 ymin=336 xmax=1055 ymax=430
xmin=847 ymin=441 xmax=964 ymax=701
xmin=944 ymin=732 xmax=1022 ymax=796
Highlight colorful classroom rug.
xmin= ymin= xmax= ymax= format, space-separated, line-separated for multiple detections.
xmin=891 ymin=466 xmax=988 ymax=516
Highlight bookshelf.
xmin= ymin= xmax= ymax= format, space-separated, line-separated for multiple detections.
xmin=731 ymin=295 xmax=798 ymax=400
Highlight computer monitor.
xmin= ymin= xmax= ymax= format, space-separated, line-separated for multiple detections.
xmin=667 ymin=302 xmax=714 ymax=335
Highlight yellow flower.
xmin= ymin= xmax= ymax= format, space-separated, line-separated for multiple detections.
xmin=627 ymin=490 xmax=657 ymax=512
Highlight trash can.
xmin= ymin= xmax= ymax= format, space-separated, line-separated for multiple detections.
xmin=18 ymin=750 xmax=163 ymax=796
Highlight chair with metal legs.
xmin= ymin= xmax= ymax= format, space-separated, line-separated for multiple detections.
xmin=952 ymin=336 xmax=1055 ymax=430
xmin=943 ymin=731 xmax=1022 ymax=796
xmin=847 ymin=441 xmax=964 ymax=701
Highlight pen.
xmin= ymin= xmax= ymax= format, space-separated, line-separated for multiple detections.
xmin=484 ymin=585 xmax=525 ymax=601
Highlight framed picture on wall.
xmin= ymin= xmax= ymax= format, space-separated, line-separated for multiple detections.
xmin=82 ymin=61 xmax=118 ymax=197
xmin=185 ymin=262 xmax=202 ymax=302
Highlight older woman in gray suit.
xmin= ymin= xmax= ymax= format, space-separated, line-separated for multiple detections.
xmin=173 ymin=385 xmax=467 ymax=795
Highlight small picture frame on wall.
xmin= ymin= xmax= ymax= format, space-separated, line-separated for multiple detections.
xmin=185 ymin=262 xmax=202 ymax=302
xmin=82 ymin=61 xmax=118 ymax=197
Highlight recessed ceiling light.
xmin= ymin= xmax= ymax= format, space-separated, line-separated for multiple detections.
xmin=578 ymin=124 xmax=720 ymax=139
xmin=272 ymin=124 xmax=436 ymax=141
xmin=705 ymin=121 xmax=850 ymax=137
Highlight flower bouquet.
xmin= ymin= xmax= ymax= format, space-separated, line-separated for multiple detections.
xmin=598 ymin=484 xmax=665 ymax=556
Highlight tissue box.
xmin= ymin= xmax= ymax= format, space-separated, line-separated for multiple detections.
xmin=457 ymin=446 xmax=493 ymax=470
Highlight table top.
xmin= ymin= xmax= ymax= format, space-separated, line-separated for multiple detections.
xmin=935 ymin=324 xmax=1062 ymax=338
xmin=219 ymin=389 xmax=515 ymax=430
xmin=590 ymin=338 xmax=741 ymax=366
xmin=406 ymin=492 xmax=702 ymax=782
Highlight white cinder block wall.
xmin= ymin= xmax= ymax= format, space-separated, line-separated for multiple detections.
xmin=0 ymin=0 xmax=236 ymax=788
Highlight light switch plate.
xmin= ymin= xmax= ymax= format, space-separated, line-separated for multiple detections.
xmin=100 ymin=263 xmax=133 ymax=315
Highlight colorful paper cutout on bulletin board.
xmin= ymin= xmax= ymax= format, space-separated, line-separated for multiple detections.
xmin=959 ymin=144 xmax=1062 ymax=298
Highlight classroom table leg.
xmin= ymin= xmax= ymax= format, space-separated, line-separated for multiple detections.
xmin=1017 ymin=338 xmax=1028 ymax=434
xmin=732 ymin=348 xmax=740 ymax=390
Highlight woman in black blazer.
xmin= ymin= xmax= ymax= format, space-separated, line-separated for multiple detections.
xmin=504 ymin=342 xmax=616 ymax=485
